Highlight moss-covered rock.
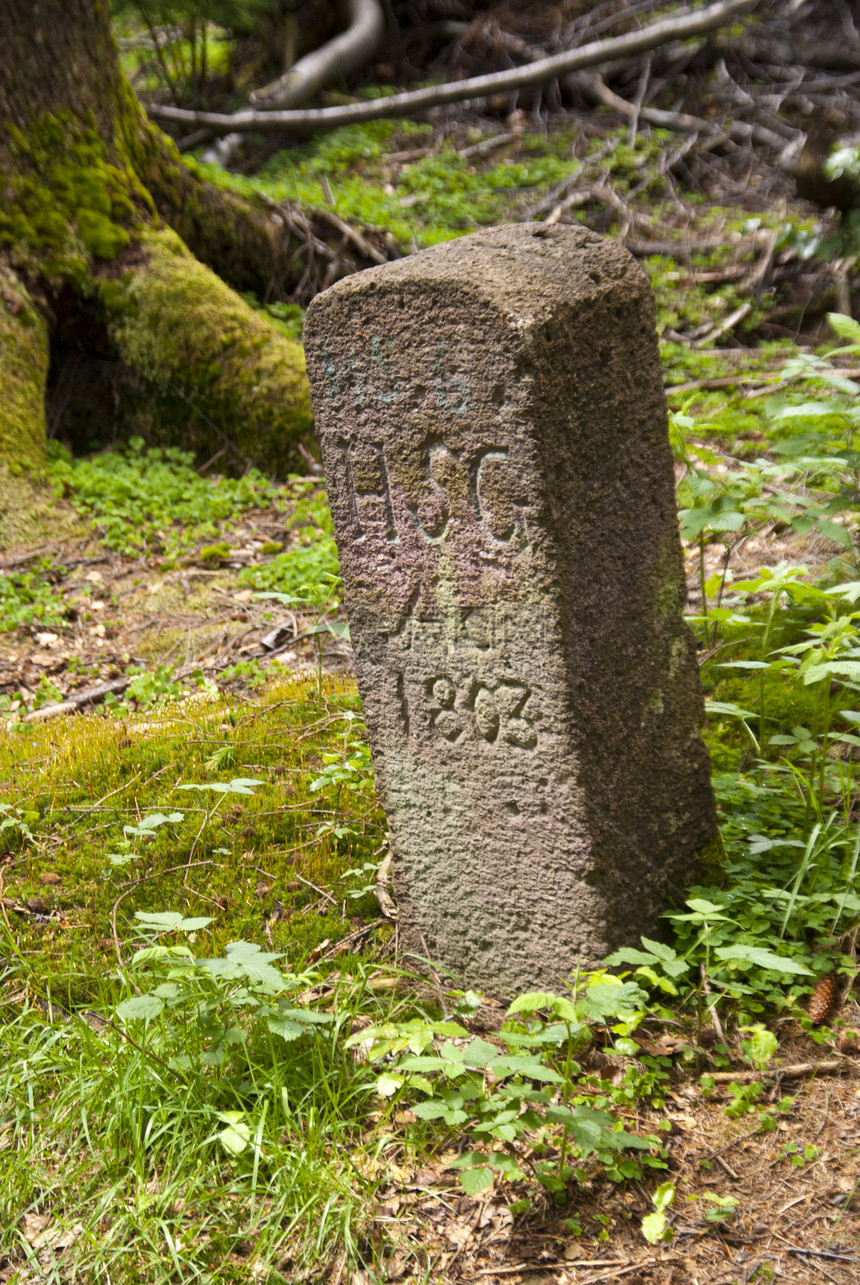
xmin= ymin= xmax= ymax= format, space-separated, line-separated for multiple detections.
xmin=0 ymin=265 xmax=49 ymax=470
xmin=103 ymin=227 xmax=313 ymax=474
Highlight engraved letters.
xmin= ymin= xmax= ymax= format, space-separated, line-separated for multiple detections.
xmin=339 ymin=439 xmax=398 ymax=543
xmin=334 ymin=435 xmax=526 ymax=550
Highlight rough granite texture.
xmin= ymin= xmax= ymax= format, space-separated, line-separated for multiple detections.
xmin=304 ymin=223 xmax=718 ymax=1001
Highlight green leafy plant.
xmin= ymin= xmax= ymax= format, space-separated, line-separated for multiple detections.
xmin=687 ymin=1191 xmax=739 ymax=1226
xmin=241 ymin=484 xmax=339 ymax=602
xmin=118 ymin=911 xmax=334 ymax=1075
xmin=352 ymin=977 xmax=662 ymax=1198
xmin=310 ymin=725 xmax=375 ymax=838
xmin=0 ymin=563 xmax=67 ymax=632
xmin=641 ymin=1181 xmax=675 ymax=1244
xmin=0 ymin=802 xmax=36 ymax=844
xmin=739 ymin=1023 xmax=779 ymax=1070
xmin=48 ymin=437 xmax=281 ymax=556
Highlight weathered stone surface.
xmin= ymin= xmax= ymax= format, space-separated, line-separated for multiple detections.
xmin=304 ymin=223 xmax=717 ymax=1000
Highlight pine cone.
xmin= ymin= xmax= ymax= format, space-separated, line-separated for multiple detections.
xmin=808 ymin=975 xmax=838 ymax=1026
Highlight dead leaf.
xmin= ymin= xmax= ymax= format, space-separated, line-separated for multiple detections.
xmin=20 ymin=1213 xmax=51 ymax=1243
xmin=374 ymin=1199 xmax=402 ymax=1219
xmin=35 ymin=1222 xmax=83 ymax=1252
xmin=411 ymin=1166 xmax=444 ymax=1188
xmin=637 ymin=1035 xmax=688 ymax=1056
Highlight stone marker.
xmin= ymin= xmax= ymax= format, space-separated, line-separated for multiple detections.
xmin=304 ymin=224 xmax=718 ymax=1000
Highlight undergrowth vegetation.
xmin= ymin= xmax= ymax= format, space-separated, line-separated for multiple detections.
xmin=47 ymin=437 xmax=282 ymax=557
xmin=5 ymin=316 xmax=860 ymax=1279
xmin=7 ymin=37 xmax=860 ymax=1276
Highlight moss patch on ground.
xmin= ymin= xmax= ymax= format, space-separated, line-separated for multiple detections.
xmin=0 ymin=672 xmax=385 ymax=1004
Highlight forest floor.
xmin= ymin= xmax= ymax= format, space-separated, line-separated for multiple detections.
xmin=6 ymin=2 xmax=860 ymax=1277
xmin=4 ymin=376 xmax=860 ymax=1285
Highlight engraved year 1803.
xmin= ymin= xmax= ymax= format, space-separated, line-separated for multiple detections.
xmin=421 ymin=674 xmax=538 ymax=749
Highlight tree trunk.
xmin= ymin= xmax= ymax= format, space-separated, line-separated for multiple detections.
xmin=0 ymin=0 xmax=318 ymax=478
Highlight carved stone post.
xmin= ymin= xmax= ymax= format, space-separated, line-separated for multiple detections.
xmin=304 ymin=224 xmax=717 ymax=1000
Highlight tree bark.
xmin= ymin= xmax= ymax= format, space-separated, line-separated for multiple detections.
xmin=0 ymin=0 xmax=319 ymax=477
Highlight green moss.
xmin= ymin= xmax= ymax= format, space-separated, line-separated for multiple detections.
xmin=0 ymin=672 xmax=384 ymax=998
xmin=0 ymin=111 xmax=145 ymax=286
xmin=0 ymin=266 xmax=49 ymax=468
xmin=103 ymin=227 xmax=313 ymax=475
xmin=694 ymin=830 xmax=726 ymax=884
xmin=651 ymin=535 xmax=687 ymax=621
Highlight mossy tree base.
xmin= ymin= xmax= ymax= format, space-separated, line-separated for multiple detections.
xmin=0 ymin=265 xmax=49 ymax=472
xmin=0 ymin=0 xmax=317 ymax=479
xmin=104 ymin=228 xmax=312 ymax=474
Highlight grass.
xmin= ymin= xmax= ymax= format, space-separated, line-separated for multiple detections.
xmin=1 ymin=956 xmax=410 ymax=1284
xmin=0 ymin=672 xmax=397 ymax=1282
xmin=6 ymin=371 xmax=860 ymax=1276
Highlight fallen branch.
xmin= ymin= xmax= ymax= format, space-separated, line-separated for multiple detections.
xmin=203 ymin=0 xmax=384 ymax=166
xmin=709 ymin=1059 xmax=844 ymax=1083
xmin=574 ymin=71 xmax=798 ymax=151
xmin=786 ymin=1247 xmax=858 ymax=1264
xmin=251 ymin=0 xmax=384 ymax=108
xmin=23 ymin=675 xmax=138 ymax=722
xmin=148 ymin=0 xmax=759 ymax=137
xmin=699 ymin=961 xmax=727 ymax=1046
xmin=691 ymin=300 xmax=753 ymax=348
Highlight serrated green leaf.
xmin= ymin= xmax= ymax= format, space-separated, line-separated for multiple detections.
xmin=266 ymin=1018 xmax=305 ymax=1041
xmin=489 ymin=1056 xmax=563 ymax=1081
xmin=217 ymin=1112 xmax=251 ymax=1156
xmin=131 ymin=945 xmax=194 ymax=965
xmin=274 ymin=1007 xmax=333 ymax=1025
xmin=714 ymin=945 xmax=813 ymax=975
xmin=116 ymin=994 xmax=164 ymax=1022
xmin=178 ymin=778 xmax=263 ymax=795
xmin=459 ymin=1166 xmax=494 ymax=1195
xmin=641 ymin=1212 xmax=670 ymax=1245
xmin=506 ymin=992 xmax=577 ymax=1021
xmin=133 ymin=911 xmax=213 ymax=933
xmin=828 ymin=312 xmax=860 ymax=342
xmin=461 ymin=1038 xmax=503 ymax=1067
xmin=375 ymin=1074 xmax=403 ymax=1097
xmin=449 ymin=1150 xmax=486 ymax=1170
